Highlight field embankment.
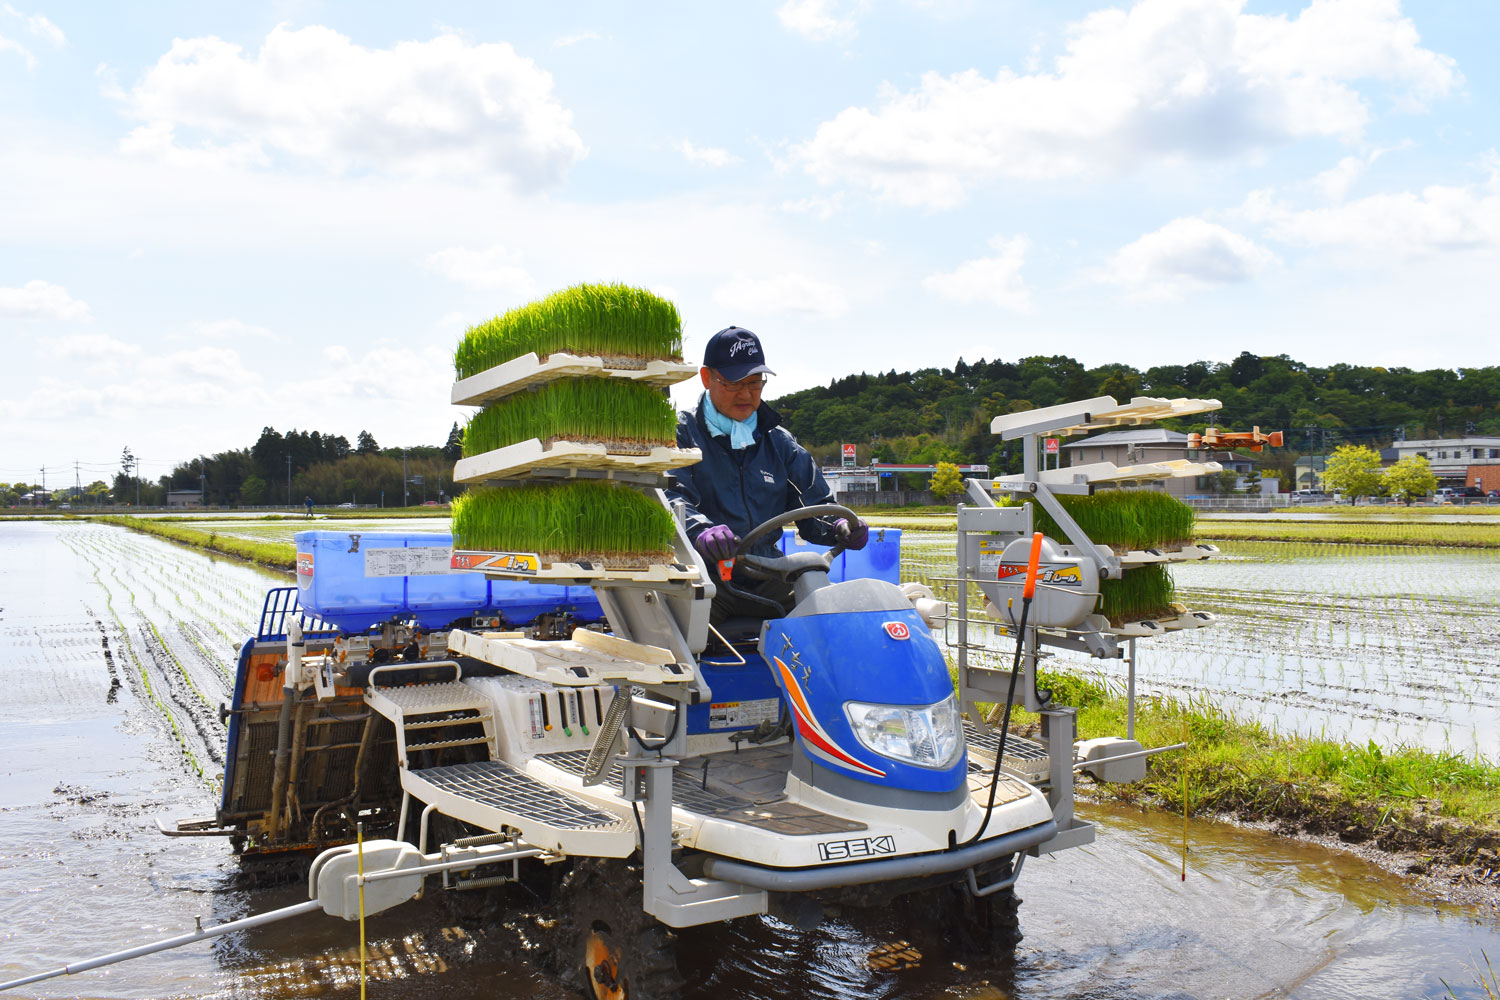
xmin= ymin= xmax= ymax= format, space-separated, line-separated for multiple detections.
xmin=89 ymin=515 xmax=296 ymax=572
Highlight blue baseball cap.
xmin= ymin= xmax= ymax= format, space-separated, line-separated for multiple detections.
xmin=703 ymin=326 xmax=776 ymax=382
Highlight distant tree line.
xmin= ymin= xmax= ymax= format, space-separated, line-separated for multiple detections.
xmin=770 ymin=352 xmax=1500 ymax=485
xmin=78 ymin=351 xmax=1500 ymax=507
xmin=110 ymin=424 xmax=465 ymax=507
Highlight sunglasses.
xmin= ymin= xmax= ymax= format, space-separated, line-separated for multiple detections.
xmin=710 ymin=372 xmax=769 ymax=393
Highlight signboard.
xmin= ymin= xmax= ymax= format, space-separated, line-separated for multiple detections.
xmin=1044 ymin=438 xmax=1060 ymax=455
xmin=842 ymin=443 xmax=856 ymax=467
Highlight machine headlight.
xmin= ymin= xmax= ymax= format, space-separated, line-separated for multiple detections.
xmin=845 ymin=695 xmax=963 ymax=769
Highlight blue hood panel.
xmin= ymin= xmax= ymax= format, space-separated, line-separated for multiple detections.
xmin=762 ymin=607 xmax=966 ymax=793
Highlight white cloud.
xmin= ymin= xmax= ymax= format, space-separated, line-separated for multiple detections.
xmin=0 ymin=280 xmax=92 ymax=321
xmin=676 ymin=140 xmax=742 ymax=168
xmin=116 ymin=24 xmax=586 ymax=187
xmin=1242 ymin=175 xmax=1500 ymax=256
xmin=923 ymin=235 xmax=1032 ymax=311
xmin=423 ymin=244 xmax=538 ymax=296
xmin=1098 ymin=217 xmax=1278 ymax=300
xmin=0 ymin=31 xmax=33 ymax=68
xmin=3 ymin=4 xmax=63 ymax=46
xmin=1311 ymin=155 xmax=1367 ymax=203
xmin=780 ymin=193 xmax=844 ymax=220
xmin=777 ymin=0 xmax=860 ymax=41
xmin=795 ymin=0 xmax=1459 ymax=207
xmin=713 ymin=272 xmax=850 ymax=318
xmin=553 ymin=31 xmax=602 ymax=48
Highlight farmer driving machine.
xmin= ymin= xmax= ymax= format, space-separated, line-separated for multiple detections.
xmin=3 ymin=286 xmax=1239 ymax=998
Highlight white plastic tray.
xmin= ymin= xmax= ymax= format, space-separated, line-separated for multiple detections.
xmin=452 ymin=351 xmax=698 ymax=407
xmin=453 ymin=438 xmax=701 ymax=484
xmin=450 ymin=549 xmax=700 ymax=583
xmin=449 ymin=628 xmax=694 ymax=687
xmin=991 ymin=459 xmax=1223 ymax=491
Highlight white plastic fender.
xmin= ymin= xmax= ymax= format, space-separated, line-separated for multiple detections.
xmin=310 ymin=840 xmax=427 ymax=921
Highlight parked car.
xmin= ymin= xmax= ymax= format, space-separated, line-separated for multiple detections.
xmin=1290 ymin=489 xmax=1331 ymax=504
xmin=1489 ymin=490 xmax=1500 ymax=499
xmin=1435 ymin=486 xmax=1484 ymax=501
xmin=337 ymin=502 xmax=355 ymax=508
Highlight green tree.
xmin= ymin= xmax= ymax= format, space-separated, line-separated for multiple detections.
xmin=930 ymin=461 xmax=964 ymax=498
xmin=1323 ymin=444 xmax=1384 ymax=500
xmin=240 ymin=474 xmax=268 ymax=505
xmin=1383 ymin=455 xmax=1437 ymax=505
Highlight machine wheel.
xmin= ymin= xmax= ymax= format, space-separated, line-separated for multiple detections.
xmin=548 ymin=858 xmax=685 ymax=1000
xmin=902 ymin=860 xmax=1022 ymax=962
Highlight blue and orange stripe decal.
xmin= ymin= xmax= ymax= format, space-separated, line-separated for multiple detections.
xmin=774 ymin=657 xmax=886 ymax=778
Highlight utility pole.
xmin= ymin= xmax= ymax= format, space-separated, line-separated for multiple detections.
xmin=199 ymin=457 xmax=207 ymax=507
xmin=403 ymin=449 xmax=408 ymax=507
xmin=286 ymin=454 xmax=292 ymax=507
xmin=135 ymin=457 xmax=141 ymax=507
xmin=38 ymin=465 xmax=44 ymax=507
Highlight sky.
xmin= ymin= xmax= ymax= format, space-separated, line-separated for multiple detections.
xmin=2 ymin=0 xmax=1496 ymax=489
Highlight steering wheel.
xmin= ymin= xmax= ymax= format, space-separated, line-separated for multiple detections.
xmin=709 ymin=503 xmax=861 ymax=617
xmin=734 ymin=502 xmax=861 ymax=562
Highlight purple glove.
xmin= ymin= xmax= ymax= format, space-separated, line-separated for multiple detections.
xmin=835 ymin=517 xmax=869 ymax=550
xmin=695 ymin=523 xmax=738 ymax=562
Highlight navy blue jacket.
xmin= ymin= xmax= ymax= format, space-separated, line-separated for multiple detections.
xmin=666 ymin=395 xmax=842 ymax=557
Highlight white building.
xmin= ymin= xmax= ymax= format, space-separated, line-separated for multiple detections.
xmin=1389 ymin=438 xmax=1500 ymax=483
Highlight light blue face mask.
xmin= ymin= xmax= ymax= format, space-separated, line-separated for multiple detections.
xmin=703 ymin=393 xmax=758 ymax=449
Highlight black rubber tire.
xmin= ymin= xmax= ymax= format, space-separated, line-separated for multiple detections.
xmin=898 ymin=860 xmax=1022 ymax=963
xmin=547 ymin=858 xmax=686 ymax=1000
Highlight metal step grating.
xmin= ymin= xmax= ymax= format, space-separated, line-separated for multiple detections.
xmin=964 ymin=720 xmax=1051 ymax=782
xmin=371 ymin=681 xmax=492 ymax=716
xmin=538 ymin=749 xmax=623 ymax=786
xmin=412 ymin=760 xmax=620 ymax=830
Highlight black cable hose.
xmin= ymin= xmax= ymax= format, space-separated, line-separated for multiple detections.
xmin=961 ymin=592 xmax=1033 ymax=849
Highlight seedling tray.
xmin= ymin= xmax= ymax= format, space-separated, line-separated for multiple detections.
xmin=452 ymin=351 xmax=698 ymax=407
xmin=454 ymin=439 xmax=702 ymax=484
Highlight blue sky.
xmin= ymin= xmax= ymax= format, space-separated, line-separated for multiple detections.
xmin=2 ymin=0 xmax=1495 ymax=488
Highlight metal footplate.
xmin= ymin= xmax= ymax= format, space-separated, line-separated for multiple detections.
xmin=964 ymin=720 xmax=1052 ymax=784
xmin=402 ymin=760 xmax=636 ymax=857
xmin=364 ymin=671 xmax=498 ymax=764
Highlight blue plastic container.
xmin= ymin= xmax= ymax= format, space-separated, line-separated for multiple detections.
xmin=778 ymin=526 xmax=901 ymax=583
xmin=294 ymin=531 xmax=601 ymax=632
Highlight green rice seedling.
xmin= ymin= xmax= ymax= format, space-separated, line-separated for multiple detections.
xmin=463 ymin=379 xmax=676 ymax=457
xmin=1002 ymin=490 xmax=1195 ymax=622
xmin=455 ymin=283 xmax=683 ymax=379
xmin=1002 ymin=490 xmax=1196 ymax=552
xmin=452 ymin=481 xmax=677 ymax=566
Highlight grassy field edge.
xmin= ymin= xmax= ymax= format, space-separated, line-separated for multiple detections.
xmin=90 ymin=514 xmax=297 ymax=572
xmin=1025 ymin=669 xmax=1500 ymax=875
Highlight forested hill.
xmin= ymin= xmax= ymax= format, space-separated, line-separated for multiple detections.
xmin=769 ymin=352 xmax=1500 ymax=473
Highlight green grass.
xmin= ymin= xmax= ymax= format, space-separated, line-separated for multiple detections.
xmin=94 ymin=515 xmax=296 ymax=571
xmin=455 ymin=283 xmax=683 ymax=379
xmin=1199 ymin=518 xmax=1500 ymax=548
xmin=1022 ymin=668 xmax=1500 ymax=838
xmin=463 ymin=378 xmax=676 ymax=457
xmin=451 ymin=482 xmax=677 ymax=563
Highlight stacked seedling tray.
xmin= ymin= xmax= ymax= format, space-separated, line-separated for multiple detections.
xmin=449 ymin=283 xmax=702 ymax=582
xmin=985 ymin=394 xmax=1226 ymax=637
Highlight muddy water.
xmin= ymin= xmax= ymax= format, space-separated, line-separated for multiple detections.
xmin=2 ymin=520 xmax=1498 ymax=999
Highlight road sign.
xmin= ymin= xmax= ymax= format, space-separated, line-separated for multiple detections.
xmin=842 ymin=443 xmax=856 ymax=466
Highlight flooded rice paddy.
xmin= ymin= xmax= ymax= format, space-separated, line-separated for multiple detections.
xmin=2 ymin=518 xmax=1498 ymax=999
xmin=903 ymin=533 xmax=1500 ymax=760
